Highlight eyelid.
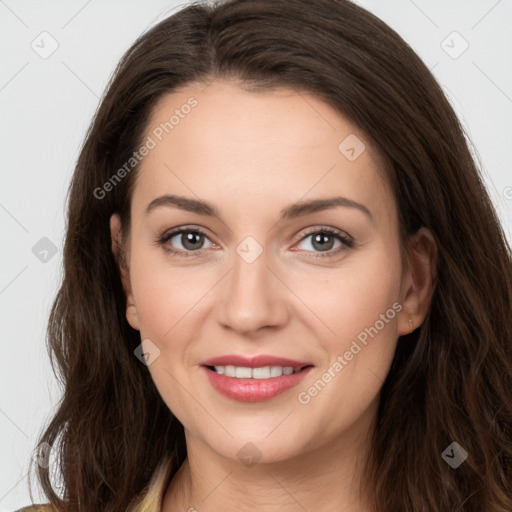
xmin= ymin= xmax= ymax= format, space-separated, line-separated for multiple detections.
xmin=297 ymin=225 xmax=352 ymax=242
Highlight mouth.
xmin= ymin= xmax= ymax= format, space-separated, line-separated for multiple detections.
xmin=203 ymin=364 xmax=313 ymax=379
xmin=200 ymin=364 xmax=314 ymax=402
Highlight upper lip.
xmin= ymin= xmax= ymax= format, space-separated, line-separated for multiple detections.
xmin=200 ymin=355 xmax=312 ymax=368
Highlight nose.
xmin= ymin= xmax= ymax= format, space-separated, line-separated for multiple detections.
xmin=217 ymin=246 xmax=290 ymax=336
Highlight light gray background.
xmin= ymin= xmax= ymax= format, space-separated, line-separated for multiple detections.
xmin=1 ymin=0 xmax=511 ymax=509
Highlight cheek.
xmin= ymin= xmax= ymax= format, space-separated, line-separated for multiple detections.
xmin=292 ymin=244 xmax=403 ymax=439
xmin=292 ymin=242 xmax=401 ymax=348
xmin=128 ymin=251 xmax=208 ymax=413
xmin=292 ymin=243 xmax=402 ymax=405
xmin=333 ymin=263 xmax=399 ymax=342
xmin=129 ymin=247 xmax=206 ymax=337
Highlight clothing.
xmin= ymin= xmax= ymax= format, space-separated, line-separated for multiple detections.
xmin=15 ymin=456 xmax=174 ymax=512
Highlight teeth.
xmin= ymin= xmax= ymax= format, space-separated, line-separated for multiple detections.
xmin=214 ymin=365 xmax=301 ymax=379
xmin=235 ymin=366 xmax=252 ymax=378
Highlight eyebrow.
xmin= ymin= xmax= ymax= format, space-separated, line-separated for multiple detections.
xmin=144 ymin=194 xmax=373 ymax=223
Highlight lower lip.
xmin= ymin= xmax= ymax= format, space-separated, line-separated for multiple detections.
xmin=201 ymin=365 xmax=314 ymax=402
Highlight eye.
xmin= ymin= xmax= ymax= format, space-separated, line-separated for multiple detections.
xmin=156 ymin=225 xmax=353 ymax=259
xmin=295 ymin=227 xmax=353 ymax=258
xmin=157 ymin=227 xmax=215 ymax=257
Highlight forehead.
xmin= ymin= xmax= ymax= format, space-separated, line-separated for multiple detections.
xmin=133 ymin=79 xmax=394 ymax=223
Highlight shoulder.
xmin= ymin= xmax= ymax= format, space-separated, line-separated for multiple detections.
xmin=15 ymin=505 xmax=56 ymax=512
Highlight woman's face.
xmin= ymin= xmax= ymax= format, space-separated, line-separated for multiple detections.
xmin=111 ymin=79 xmax=425 ymax=464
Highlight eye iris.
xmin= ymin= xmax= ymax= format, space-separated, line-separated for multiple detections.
xmin=312 ymin=233 xmax=334 ymax=251
xmin=182 ymin=231 xmax=204 ymax=250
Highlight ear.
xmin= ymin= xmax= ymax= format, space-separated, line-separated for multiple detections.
xmin=397 ymin=226 xmax=438 ymax=336
xmin=110 ymin=214 xmax=140 ymax=331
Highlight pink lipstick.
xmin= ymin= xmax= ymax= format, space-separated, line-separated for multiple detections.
xmin=199 ymin=354 xmax=314 ymax=402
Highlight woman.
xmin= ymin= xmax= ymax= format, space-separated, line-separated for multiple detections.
xmin=21 ymin=0 xmax=512 ymax=511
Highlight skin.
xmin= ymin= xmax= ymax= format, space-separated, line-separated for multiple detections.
xmin=110 ymin=79 xmax=437 ymax=512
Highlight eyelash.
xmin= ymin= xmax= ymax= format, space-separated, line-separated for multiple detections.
xmin=155 ymin=226 xmax=354 ymax=259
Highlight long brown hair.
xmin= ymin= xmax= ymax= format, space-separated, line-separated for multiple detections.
xmin=28 ymin=0 xmax=512 ymax=510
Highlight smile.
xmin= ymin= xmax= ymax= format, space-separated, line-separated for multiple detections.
xmin=201 ymin=364 xmax=314 ymax=402
xmin=209 ymin=364 xmax=306 ymax=378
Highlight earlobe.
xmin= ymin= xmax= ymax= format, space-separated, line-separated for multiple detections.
xmin=125 ymin=302 xmax=140 ymax=331
xmin=110 ymin=214 xmax=140 ymax=331
xmin=397 ymin=227 xmax=438 ymax=336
